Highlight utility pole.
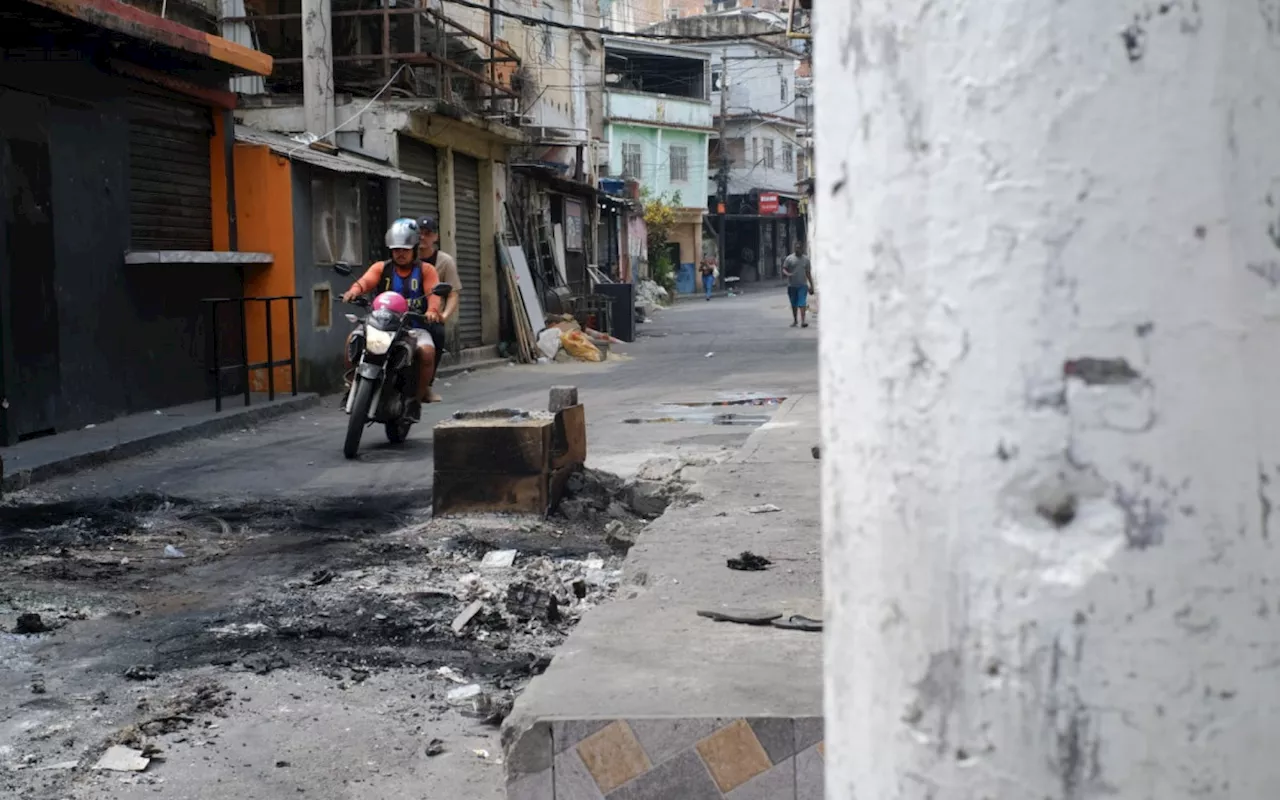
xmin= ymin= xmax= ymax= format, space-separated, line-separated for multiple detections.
xmin=821 ymin=2 xmax=1280 ymax=798
xmin=715 ymin=47 xmax=729 ymax=285
xmin=301 ymin=0 xmax=336 ymax=142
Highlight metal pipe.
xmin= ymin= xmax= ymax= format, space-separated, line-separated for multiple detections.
xmin=239 ymin=298 xmax=251 ymax=408
xmin=211 ymin=302 xmax=222 ymax=413
xmin=223 ymin=108 xmax=238 ymax=251
xmin=265 ymin=299 xmax=276 ymax=401
xmin=287 ymin=298 xmax=298 ymax=396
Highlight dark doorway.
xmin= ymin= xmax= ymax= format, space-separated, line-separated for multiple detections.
xmin=0 ymin=89 xmax=60 ymax=444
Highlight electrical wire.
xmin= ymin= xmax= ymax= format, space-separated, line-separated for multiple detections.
xmin=286 ymin=63 xmax=409 ymax=154
xmin=441 ymin=0 xmax=788 ymax=42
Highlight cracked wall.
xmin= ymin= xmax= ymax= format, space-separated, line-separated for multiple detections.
xmin=819 ymin=1 xmax=1280 ymax=797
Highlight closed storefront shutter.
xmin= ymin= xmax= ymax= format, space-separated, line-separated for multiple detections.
xmin=452 ymin=152 xmax=483 ymax=348
xmin=127 ymin=85 xmax=213 ymax=250
xmin=397 ymin=135 xmax=439 ymax=224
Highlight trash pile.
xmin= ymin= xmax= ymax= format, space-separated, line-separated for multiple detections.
xmin=636 ymin=280 xmax=669 ymax=318
xmin=535 ymin=314 xmax=625 ymax=364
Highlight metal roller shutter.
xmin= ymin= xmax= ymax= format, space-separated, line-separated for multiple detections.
xmin=452 ymin=152 xmax=483 ymax=348
xmin=397 ymin=135 xmax=439 ymax=224
xmin=128 ymin=86 xmax=213 ymax=250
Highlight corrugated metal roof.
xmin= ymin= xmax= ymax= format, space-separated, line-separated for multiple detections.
xmin=234 ymin=125 xmax=430 ymax=186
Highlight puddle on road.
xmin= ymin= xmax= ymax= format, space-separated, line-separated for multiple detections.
xmin=623 ymin=394 xmax=786 ymax=426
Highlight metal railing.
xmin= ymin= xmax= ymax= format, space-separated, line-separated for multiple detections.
xmin=202 ymin=295 xmax=301 ymax=412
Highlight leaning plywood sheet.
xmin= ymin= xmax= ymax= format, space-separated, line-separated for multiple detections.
xmin=552 ymin=224 xmax=568 ymax=287
xmin=505 ymin=244 xmax=547 ymax=334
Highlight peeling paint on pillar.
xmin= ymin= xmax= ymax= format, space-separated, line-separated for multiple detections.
xmin=820 ymin=0 xmax=1280 ymax=797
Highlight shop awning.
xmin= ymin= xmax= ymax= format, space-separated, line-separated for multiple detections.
xmin=235 ymin=126 xmax=432 ymax=186
xmin=19 ymin=0 xmax=272 ymax=76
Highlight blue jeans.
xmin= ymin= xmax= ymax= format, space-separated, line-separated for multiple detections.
xmin=702 ymin=273 xmax=715 ymax=298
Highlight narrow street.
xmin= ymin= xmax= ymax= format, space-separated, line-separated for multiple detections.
xmin=0 ymin=291 xmax=817 ymax=800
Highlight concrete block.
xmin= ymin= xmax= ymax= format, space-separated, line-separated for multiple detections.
xmin=549 ymin=385 xmax=579 ymax=412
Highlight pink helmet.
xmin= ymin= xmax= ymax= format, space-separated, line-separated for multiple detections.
xmin=371 ymin=291 xmax=409 ymax=315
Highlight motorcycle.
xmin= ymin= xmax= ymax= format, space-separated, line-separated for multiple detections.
xmin=333 ymin=262 xmax=452 ymax=459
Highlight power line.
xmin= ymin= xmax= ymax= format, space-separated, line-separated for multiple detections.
xmin=442 ymin=0 xmax=786 ymax=42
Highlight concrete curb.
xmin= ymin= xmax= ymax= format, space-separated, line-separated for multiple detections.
xmin=1 ymin=393 xmax=320 ymax=493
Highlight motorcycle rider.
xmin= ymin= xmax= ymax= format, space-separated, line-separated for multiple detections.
xmin=341 ymin=218 xmax=443 ymax=420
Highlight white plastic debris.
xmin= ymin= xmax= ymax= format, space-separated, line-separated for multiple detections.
xmin=537 ymin=328 xmax=562 ymax=360
xmin=94 ymin=746 xmax=149 ymax=772
xmin=705 ymin=352 xmax=715 ymax=358
xmin=584 ymin=557 xmax=605 ymax=571
xmin=747 ymin=504 xmax=782 ymax=514
xmin=481 ymin=550 xmax=517 ymax=570
xmin=436 ymin=666 xmax=468 ymax=684
xmin=447 ymin=684 xmax=483 ymax=704
xmin=163 ymin=545 xmax=186 ymax=558
xmin=451 ymin=600 xmax=485 ymax=634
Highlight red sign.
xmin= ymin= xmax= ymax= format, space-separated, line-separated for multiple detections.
xmin=758 ymin=192 xmax=779 ymax=214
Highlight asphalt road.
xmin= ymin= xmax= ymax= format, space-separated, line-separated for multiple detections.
xmin=0 ymin=288 xmax=819 ymax=800
xmin=28 ymin=288 xmax=817 ymax=502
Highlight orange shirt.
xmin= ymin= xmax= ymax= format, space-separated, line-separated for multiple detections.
xmin=352 ymin=260 xmax=443 ymax=315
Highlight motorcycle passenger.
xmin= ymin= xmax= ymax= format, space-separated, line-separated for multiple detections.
xmin=417 ymin=216 xmax=458 ymax=403
xmin=341 ymin=218 xmax=443 ymax=420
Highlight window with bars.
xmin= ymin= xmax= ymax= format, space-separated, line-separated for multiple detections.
xmin=797 ymin=152 xmax=807 ymax=181
xmin=781 ymin=76 xmax=789 ymax=103
xmin=752 ymin=137 xmax=759 ymax=166
xmin=782 ymin=143 xmax=794 ymax=172
xmin=669 ymin=145 xmax=689 ymax=181
xmin=622 ymin=142 xmax=643 ymax=178
xmin=763 ymin=138 xmax=775 ymax=170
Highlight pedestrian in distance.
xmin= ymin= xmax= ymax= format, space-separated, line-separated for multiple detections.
xmin=782 ymin=241 xmax=815 ymax=328
xmin=700 ymin=257 xmax=718 ymax=301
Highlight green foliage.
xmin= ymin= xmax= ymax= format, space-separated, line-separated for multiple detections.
xmin=643 ymin=190 xmax=681 ymax=294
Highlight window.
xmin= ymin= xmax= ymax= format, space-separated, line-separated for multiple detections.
xmin=726 ymin=137 xmax=745 ymax=166
xmin=541 ymin=2 xmax=554 ymax=62
xmin=752 ymin=137 xmax=759 ymax=166
xmin=311 ymin=174 xmax=365 ymax=266
xmin=711 ymin=70 xmax=723 ymax=92
xmin=763 ymin=138 xmax=775 ymax=170
xmin=622 ymin=142 xmax=642 ymax=178
xmin=782 ymin=143 xmax=794 ymax=172
xmin=797 ymin=152 xmax=807 ymax=181
xmin=667 ymin=6 xmax=679 ymax=19
xmin=313 ymin=286 xmax=332 ymax=329
xmin=781 ymin=76 xmax=789 ymax=103
xmin=670 ymin=145 xmax=689 ymax=181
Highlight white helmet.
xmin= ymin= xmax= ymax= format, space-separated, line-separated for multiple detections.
xmin=385 ymin=218 xmax=420 ymax=250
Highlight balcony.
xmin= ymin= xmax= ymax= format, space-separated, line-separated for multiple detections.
xmin=605 ymin=89 xmax=712 ymax=131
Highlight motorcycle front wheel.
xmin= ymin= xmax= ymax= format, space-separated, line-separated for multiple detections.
xmin=344 ymin=378 xmax=376 ymax=459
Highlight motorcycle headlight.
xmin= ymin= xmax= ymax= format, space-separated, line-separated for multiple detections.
xmin=365 ymin=327 xmax=394 ymax=355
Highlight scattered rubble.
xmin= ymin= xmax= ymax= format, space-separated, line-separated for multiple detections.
xmin=94 ymin=745 xmax=149 ymax=772
xmin=14 ymin=612 xmax=48 ymax=634
xmin=123 ymin=665 xmax=158 ymax=682
xmin=727 ymin=552 xmax=772 ymax=572
xmin=747 ymin=504 xmax=782 ymax=514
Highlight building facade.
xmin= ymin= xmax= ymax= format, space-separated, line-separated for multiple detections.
xmin=0 ymin=0 xmax=272 ymax=444
xmin=603 ymin=36 xmax=712 ymax=294
xmin=645 ymin=9 xmax=807 ymax=285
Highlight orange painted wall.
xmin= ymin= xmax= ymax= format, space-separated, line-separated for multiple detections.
xmin=210 ymin=114 xmax=297 ymax=393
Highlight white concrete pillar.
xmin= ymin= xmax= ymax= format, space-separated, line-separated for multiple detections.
xmin=301 ymin=0 xmax=336 ymax=142
xmin=818 ymin=3 xmax=1280 ymax=798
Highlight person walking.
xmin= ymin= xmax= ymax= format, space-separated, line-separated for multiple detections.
xmin=699 ymin=258 xmax=718 ymax=301
xmin=782 ymin=241 xmax=815 ymax=328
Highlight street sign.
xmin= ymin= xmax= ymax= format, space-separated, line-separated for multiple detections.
xmin=758 ymin=192 xmax=779 ymax=214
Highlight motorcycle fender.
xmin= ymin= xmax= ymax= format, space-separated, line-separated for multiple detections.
xmin=357 ymin=362 xmax=383 ymax=381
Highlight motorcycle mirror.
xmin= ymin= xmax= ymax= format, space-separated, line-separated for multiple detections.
xmin=432 ymin=283 xmax=453 ymax=297
xmin=333 ymin=262 xmax=352 ymax=276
